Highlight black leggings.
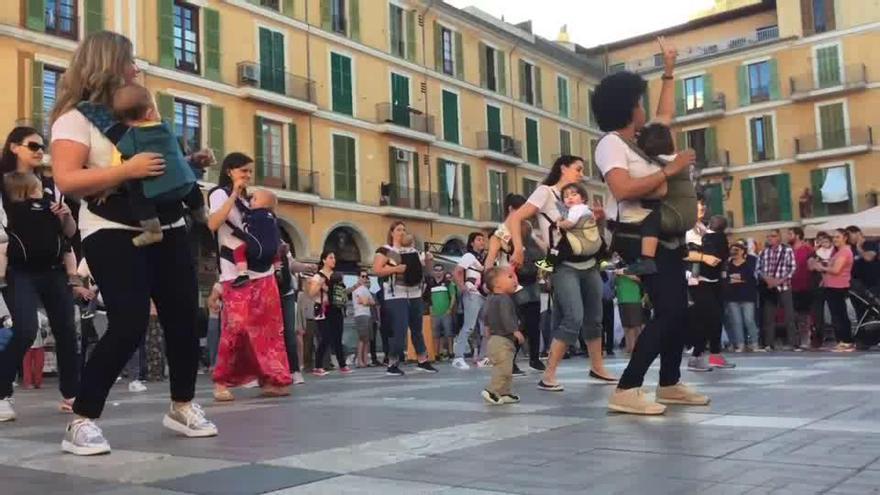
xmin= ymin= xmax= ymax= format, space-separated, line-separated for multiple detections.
xmin=824 ymin=287 xmax=853 ymax=344
xmin=690 ymin=282 xmax=724 ymax=357
xmin=515 ymin=300 xmax=541 ymax=362
xmin=602 ymin=299 xmax=615 ymax=353
xmin=315 ymin=307 xmax=346 ymax=369
xmin=73 ymin=227 xmax=200 ymax=419
xmin=0 ymin=267 xmax=79 ymax=399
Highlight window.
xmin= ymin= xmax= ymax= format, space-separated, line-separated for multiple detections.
xmin=747 ymin=61 xmax=770 ymax=103
xmin=521 ymin=61 xmax=536 ymax=105
xmin=389 ymin=3 xmax=405 ymax=58
xmin=754 ymin=176 xmax=783 ymax=223
xmin=749 ymin=115 xmax=775 ymax=162
xmin=522 ymin=178 xmax=538 ymax=197
xmin=45 ymin=0 xmax=77 ymax=39
xmin=441 ymin=26 xmax=454 ymax=75
xmin=608 ymin=63 xmax=625 ymax=73
xmin=815 ymin=45 xmax=841 ymax=88
xmin=703 ymin=183 xmax=724 ymax=218
xmin=811 ymin=165 xmax=852 ymax=217
xmin=438 ymin=160 xmax=472 ymax=219
xmin=687 ymin=128 xmax=708 ymax=165
xmin=653 ymin=53 xmax=664 ymax=67
xmin=331 ymin=52 xmax=353 ymax=115
xmin=173 ymin=1 xmax=200 ymax=74
xmin=260 ymin=0 xmax=280 ymax=10
xmin=485 ymin=45 xmax=497 ymax=91
xmin=818 ymin=102 xmax=846 ymax=149
xmin=488 ymin=170 xmax=508 ymax=222
xmin=741 ymin=174 xmax=792 ymax=225
xmin=261 ymin=119 xmax=284 ymax=187
xmin=441 ymin=90 xmax=459 ymax=144
xmin=333 ymin=134 xmax=357 ymax=201
xmin=525 ymin=117 xmax=539 ymax=165
xmin=684 ymin=76 xmax=704 ymax=113
xmin=173 ymin=99 xmax=202 ymax=154
xmin=388 ymin=147 xmax=420 ymax=209
xmin=40 ymin=67 xmax=63 ymax=137
xmin=557 ymin=76 xmax=569 ymax=117
xmin=331 ymin=0 xmax=347 ymax=34
xmin=813 ymin=0 xmax=828 ymax=33
xmin=559 ymin=129 xmax=572 ymax=156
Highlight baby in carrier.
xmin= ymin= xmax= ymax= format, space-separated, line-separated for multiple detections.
xmin=111 ymin=83 xmax=206 ymax=247
xmin=536 ymin=182 xmax=594 ymax=273
xmin=227 ymin=189 xmax=282 ymax=288
xmin=0 ymin=172 xmax=79 ymax=288
xmin=385 ymin=234 xmax=424 ymax=288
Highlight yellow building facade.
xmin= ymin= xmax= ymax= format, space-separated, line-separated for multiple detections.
xmin=0 ymin=0 xmax=608 ymax=269
xmin=590 ymin=0 xmax=880 ymax=240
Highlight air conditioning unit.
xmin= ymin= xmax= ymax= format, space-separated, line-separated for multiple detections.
xmin=395 ymin=149 xmax=410 ymax=162
xmin=500 ymin=135 xmax=516 ymax=155
xmin=239 ymin=64 xmax=259 ymax=86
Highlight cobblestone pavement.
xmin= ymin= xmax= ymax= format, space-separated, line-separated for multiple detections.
xmin=3 ymin=353 xmax=880 ymax=494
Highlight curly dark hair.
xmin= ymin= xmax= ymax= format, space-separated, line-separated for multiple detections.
xmin=591 ymin=71 xmax=647 ymax=132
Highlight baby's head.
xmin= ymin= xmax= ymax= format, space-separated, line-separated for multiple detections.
xmin=400 ymin=233 xmax=415 ymax=248
xmin=112 ymin=84 xmax=157 ymax=123
xmin=250 ymin=189 xmax=278 ymax=210
xmin=484 ymin=266 xmax=517 ymax=295
xmin=3 ymin=171 xmax=42 ymax=203
xmin=637 ymin=123 xmax=674 ymax=159
xmin=708 ymin=214 xmax=728 ymax=233
xmin=561 ymin=182 xmax=588 ymax=208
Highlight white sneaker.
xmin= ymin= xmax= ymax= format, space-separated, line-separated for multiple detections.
xmin=452 ymin=358 xmax=470 ymax=370
xmin=128 ymin=380 xmax=147 ymax=393
xmin=0 ymin=397 xmax=15 ymax=422
xmin=476 ymin=358 xmax=492 ymax=368
xmin=292 ymin=371 xmax=305 ymax=385
xmin=162 ymin=403 xmax=218 ymax=438
xmin=62 ymin=419 xmax=111 ymax=455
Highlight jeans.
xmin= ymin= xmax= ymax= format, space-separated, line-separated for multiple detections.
xmin=315 ymin=307 xmax=346 ymax=369
xmin=454 ymin=292 xmax=484 ymax=358
xmin=725 ymin=301 xmax=759 ymax=347
xmin=761 ymin=289 xmax=798 ymax=348
xmin=824 ymin=287 xmax=853 ymax=344
xmin=550 ymin=264 xmax=603 ymax=345
xmin=384 ymin=297 xmax=427 ymax=363
xmin=207 ymin=316 xmax=221 ymax=367
xmin=0 ymin=267 xmax=79 ymax=399
xmin=281 ymin=293 xmax=299 ymax=372
xmin=619 ymin=245 xmax=687 ymax=389
xmin=690 ymin=282 xmax=723 ymax=357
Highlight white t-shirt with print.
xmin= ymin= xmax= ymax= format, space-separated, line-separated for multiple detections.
xmin=352 ymin=285 xmax=373 ymax=317
xmin=458 ymin=252 xmax=485 ymax=294
xmin=51 ymin=109 xmax=186 ymax=239
xmin=208 ymin=188 xmax=273 ymax=283
xmin=595 ymin=132 xmax=662 ymax=222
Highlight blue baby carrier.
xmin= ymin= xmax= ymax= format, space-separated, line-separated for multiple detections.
xmin=210 ymin=186 xmax=281 ymax=273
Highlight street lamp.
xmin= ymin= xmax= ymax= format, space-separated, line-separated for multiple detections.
xmin=722 ymin=174 xmax=734 ymax=199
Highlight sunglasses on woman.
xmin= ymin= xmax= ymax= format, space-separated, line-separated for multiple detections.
xmin=21 ymin=142 xmax=45 ymax=152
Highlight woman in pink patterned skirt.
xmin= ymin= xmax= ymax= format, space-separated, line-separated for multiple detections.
xmin=207 ymin=152 xmax=291 ymax=401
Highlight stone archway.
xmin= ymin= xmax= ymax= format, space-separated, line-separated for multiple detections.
xmin=321 ymin=223 xmax=371 ymax=273
xmin=276 ymin=216 xmax=308 ymax=260
xmin=440 ymin=236 xmax=466 ymax=257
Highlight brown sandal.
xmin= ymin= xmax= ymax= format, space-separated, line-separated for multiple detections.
xmin=260 ymin=386 xmax=291 ymax=398
xmin=213 ymin=389 xmax=235 ymax=402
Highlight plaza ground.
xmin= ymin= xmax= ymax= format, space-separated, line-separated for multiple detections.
xmin=2 ymin=353 xmax=880 ymax=494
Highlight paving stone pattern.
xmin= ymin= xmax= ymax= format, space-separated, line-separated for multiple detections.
xmin=2 ymin=353 xmax=880 ymax=494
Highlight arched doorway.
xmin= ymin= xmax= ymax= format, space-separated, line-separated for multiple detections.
xmin=440 ymin=237 xmax=465 ymax=257
xmin=276 ymin=217 xmax=308 ymax=260
xmin=322 ymin=225 xmax=369 ymax=273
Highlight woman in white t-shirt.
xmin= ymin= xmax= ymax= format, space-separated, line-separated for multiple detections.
xmin=505 ymin=156 xmax=615 ymax=392
xmin=208 ymin=153 xmax=291 ymax=400
xmin=49 ymin=32 xmax=216 ymax=455
xmin=451 ymin=232 xmax=487 ymax=369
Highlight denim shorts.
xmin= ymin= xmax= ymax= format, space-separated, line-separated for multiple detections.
xmin=432 ymin=313 xmax=455 ymax=337
xmin=550 ymin=264 xmax=603 ymax=344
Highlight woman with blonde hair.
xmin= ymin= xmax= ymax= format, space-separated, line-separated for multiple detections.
xmin=49 ymin=31 xmax=217 ymax=456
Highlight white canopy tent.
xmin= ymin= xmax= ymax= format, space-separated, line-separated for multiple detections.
xmin=805 ymin=206 xmax=880 ymax=238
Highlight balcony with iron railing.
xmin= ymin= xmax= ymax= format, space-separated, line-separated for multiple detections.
xmin=236 ymin=61 xmax=317 ymax=112
xmin=479 ymin=201 xmax=507 ymax=223
xmin=795 ymin=126 xmax=874 ymax=160
xmin=475 ymin=131 xmax=523 ymax=164
xmin=256 ymin=167 xmax=320 ymax=198
xmin=379 ymin=183 xmax=436 ymax=214
xmin=790 ymin=64 xmax=869 ymax=101
xmin=622 ymin=26 xmax=780 ymax=73
xmin=674 ymin=93 xmax=727 ymax=124
xmin=375 ymin=103 xmax=436 ymax=141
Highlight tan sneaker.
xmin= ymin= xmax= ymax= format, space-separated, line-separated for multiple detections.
xmin=656 ymin=383 xmax=710 ymax=406
xmin=608 ymin=388 xmax=666 ymax=415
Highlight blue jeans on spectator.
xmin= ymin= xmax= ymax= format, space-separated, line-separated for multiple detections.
xmin=454 ymin=292 xmax=484 ymax=358
xmin=726 ymin=301 xmax=759 ymax=348
xmin=207 ymin=316 xmax=221 ymax=367
xmin=384 ymin=297 xmax=427 ymax=364
xmin=550 ymin=264 xmax=603 ymax=345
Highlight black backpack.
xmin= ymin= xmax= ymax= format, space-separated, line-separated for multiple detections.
xmin=400 ymin=251 xmax=423 ymax=286
xmin=5 ymin=198 xmax=65 ymax=269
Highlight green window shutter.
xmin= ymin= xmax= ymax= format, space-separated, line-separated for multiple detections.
xmin=454 ymin=31 xmax=464 ymax=80
xmin=534 ymin=66 xmax=543 ymax=108
xmin=281 ymin=0 xmax=295 ymax=18
xmin=518 ymin=60 xmax=527 ymax=102
xmin=433 ymin=21 xmax=442 ymax=71
xmin=675 ymin=131 xmax=686 ymax=151
xmin=254 ymin=116 xmax=265 ymax=182
xmin=390 ymin=73 xmax=410 ymax=126
xmin=777 ymin=173 xmax=792 ymax=221
xmin=703 ymin=74 xmax=714 ymax=111
xmin=820 ymin=103 xmax=845 ymax=148
xmin=462 ymin=163 xmax=472 ymax=219
xmin=741 ymin=178 xmax=756 ymax=226
xmin=525 ymin=118 xmax=539 ymax=165
xmin=412 ymin=152 xmax=421 ymax=209
xmin=158 ymin=0 xmax=175 ymax=68
xmin=674 ymin=79 xmax=684 ymax=116
xmin=737 ymin=66 xmax=749 ymax=107
xmin=478 ymin=42 xmax=487 ymax=88
xmin=31 ymin=61 xmax=44 ymax=135
xmin=389 ymin=5 xmax=400 ymax=55
xmin=272 ymin=31 xmax=286 ymax=93
xmin=817 ymin=46 xmax=841 ymax=88
xmin=437 ymin=159 xmax=449 ymax=214
xmin=642 ymin=88 xmax=650 ymax=120
xmin=442 ymin=90 xmax=459 ymax=144
xmin=705 ymin=184 xmax=724 ymax=217
xmin=347 ymin=136 xmax=356 ymax=200
xmin=763 ymin=115 xmax=775 ymax=159
xmin=405 ymin=10 xmax=416 ymax=62
xmin=26 ymin=0 xmax=46 ymax=31
xmin=749 ymin=118 xmax=760 ymax=161
xmin=497 ymin=51 xmax=506 ymax=96
xmin=84 ymin=0 xmax=104 ymax=34
xmin=768 ymin=59 xmax=781 ymax=100
xmin=320 ymin=0 xmax=331 ymax=30
xmin=502 ymin=171 xmax=509 ymax=199
xmin=486 ymin=105 xmax=501 ymax=151
xmin=704 ymin=127 xmax=717 ymax=165
xmin=348 ymin=0 xmax=360 ymax=40
xmin=204 ymin=8 xmax=221 ymax=82
xmin=557 ymin=77 xmax=568 ymax=117
xmin=331 ymin=53 xmax=353 ymax=115
xmin=560 ymin=130 xmax=571 ymax=155
xmin=489 ymin=171 xmax=499 ymax=220
xmin=810 ymin=168 xmax=827 ymax=217
xmin=156 ymin=92 xmax=175 ymax=132
xmin=333 ymin=135 xmax=356 ymax=201
xmin=208 ymin=105 xmax=225 ymax=163
xmin=288 ymin=123 xmax=298 ymax=190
